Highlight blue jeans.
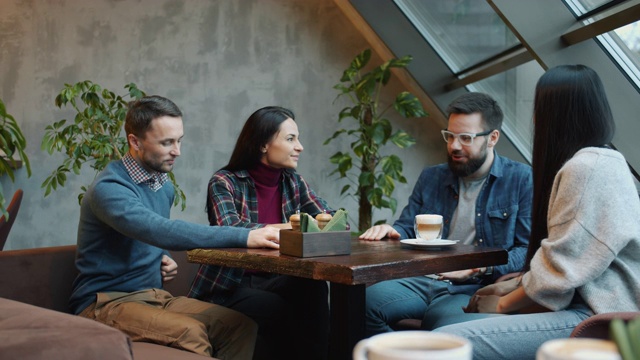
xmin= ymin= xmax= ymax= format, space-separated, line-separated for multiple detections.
xmin=432 ymin=303 xmax=593 ymax=360
xmin=365 ymin=276 xmax=480 ymax=337
xmin=421 ymin=292 xmax=503 ymax=330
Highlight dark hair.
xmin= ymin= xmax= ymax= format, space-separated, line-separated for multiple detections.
xmin=446 ymin=92 xmax=503 ymax=131
xmin=223 ymin=106 xmax=295 ymax=171
xmin=525 ymin=64 xmax=615 ymax=270
xmin=124 ymin=95 xmax=182 ymax=138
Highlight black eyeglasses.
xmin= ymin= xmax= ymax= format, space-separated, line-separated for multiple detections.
xmin=441 ymin=129 xmax=494 ymax=146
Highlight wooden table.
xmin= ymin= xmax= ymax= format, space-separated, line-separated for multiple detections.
xmin=188 ymin=237 xmax=507 ymax=360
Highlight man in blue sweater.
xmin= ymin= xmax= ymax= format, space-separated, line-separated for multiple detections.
xmin=69 ymin=95 xmax=280 ymax=359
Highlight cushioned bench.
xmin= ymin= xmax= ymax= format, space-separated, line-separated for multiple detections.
xmin=0 ymin=245 xmax=212 ymax=359
xmin=0 ymin=297 xmax=134 ymax=359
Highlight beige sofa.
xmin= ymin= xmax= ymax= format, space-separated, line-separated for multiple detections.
xmin=0 ymin=245 xmax=213 ymax=359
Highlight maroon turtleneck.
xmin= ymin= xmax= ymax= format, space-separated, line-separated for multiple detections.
xmin=248 ymin=162 xmax=283 ymax=224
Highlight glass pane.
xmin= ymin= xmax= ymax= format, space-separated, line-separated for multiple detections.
xmin=565 ymin=1 xmax=640 ymax=89
xmin=394 ymin=0 xmax=520 ymax=72
xmin=467 ymin=61 xmax=546 ymax=162
xmin=602 ymin=21 xmax=640 ymax=88
xmin=568 ymin=0 xmax=614 ymax=14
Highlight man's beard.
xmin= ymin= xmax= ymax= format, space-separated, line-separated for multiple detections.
xmin=142 ymin=156 xmax=173 ymax=173
xmin=447 ymin=146 xmax=488 ymax=178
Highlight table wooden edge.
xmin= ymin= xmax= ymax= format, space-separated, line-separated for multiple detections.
xmin=187 ymin=242 xmax=508 ymax=286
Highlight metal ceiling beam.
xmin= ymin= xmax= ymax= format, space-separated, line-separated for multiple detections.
xmin=562 ymin=0 xmax=640 ymax=45
xmin=446 ymin=47 xmax=534 ymax=91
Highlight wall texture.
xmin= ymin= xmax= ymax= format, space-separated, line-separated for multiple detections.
xmin=0 ymin=0 xmax=444 ymax=250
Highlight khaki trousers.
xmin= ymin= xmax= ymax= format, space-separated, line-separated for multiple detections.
xmin=79 ymin=289 xmax=257 ymax=359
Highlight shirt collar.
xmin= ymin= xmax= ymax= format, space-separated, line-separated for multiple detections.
xmin=122 ymin=153 xmax=168 ymax=191
xmin=234 ymin=168 xmax=294 ymax=179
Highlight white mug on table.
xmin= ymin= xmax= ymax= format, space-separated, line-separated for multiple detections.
xmin=353 ymin=331 xmax=472 ymax=360
xmin=536 ymin=338 xmax=621 ymax=360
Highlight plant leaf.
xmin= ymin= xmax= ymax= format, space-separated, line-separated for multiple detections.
xmin=394 ymin=92 xmax=428 ymax=118
xmin=324 ymin=49 xmax=429 ymax=230
xmin=40 ymin=81 xmax=188 ymax=211
xmin=323 ymin=129 xmax=347 ymax=145
xmin=0 ymin=98 xmax=32 ymax=214
xmin=389 ymin=131 xmax=416 ymax=149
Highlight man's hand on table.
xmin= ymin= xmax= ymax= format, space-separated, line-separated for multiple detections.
xmin=267 ymin=222 xmax=293 ymax=229
xmin=161 ymin=255 xmax=178 ymax=283
xmin=248 ymin=226 xmax=280 ymax=249
xmin=437 ymin=268 xmax=485 ymax=282
xmin=359 ymin=224 xmax=401 ymax=241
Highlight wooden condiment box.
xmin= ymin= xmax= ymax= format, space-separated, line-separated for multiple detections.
xmin=279 ymin=229 xmax=351 ymax=257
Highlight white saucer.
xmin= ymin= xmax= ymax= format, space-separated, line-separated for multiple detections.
xmin=400 ymin=239 xmax=459 ymax=249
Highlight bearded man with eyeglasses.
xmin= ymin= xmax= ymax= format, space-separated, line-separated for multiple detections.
xmin=359 ymin=92 xmax=533 ymax=336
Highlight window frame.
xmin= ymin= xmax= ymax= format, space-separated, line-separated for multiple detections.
xmin=349 ymin=0 xmax=640 ymax=179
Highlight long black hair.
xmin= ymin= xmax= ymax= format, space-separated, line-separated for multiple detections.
xmin=223 ymin=106 xmax=295 ymax=171
xmin=525 ymin=64 xmax=615 ymax=270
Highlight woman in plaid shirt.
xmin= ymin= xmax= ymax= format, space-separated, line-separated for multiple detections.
xmin=189 ymin=106 xmax=334 ymax=360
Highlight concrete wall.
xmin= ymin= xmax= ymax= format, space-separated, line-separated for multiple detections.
xmin=0 ymin=0 xmax=444 ymax=250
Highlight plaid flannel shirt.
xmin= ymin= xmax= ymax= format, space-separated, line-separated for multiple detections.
xmin=188 ymin=168 xmax=333 ymax=303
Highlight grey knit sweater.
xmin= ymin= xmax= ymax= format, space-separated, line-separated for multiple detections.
xmin=523 ymin=147 xmax=640 ymax=314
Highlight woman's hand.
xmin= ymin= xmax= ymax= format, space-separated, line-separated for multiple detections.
xmin=464 ymin=294 xmax=502 ymax=313
xmin=247 ymin=226 xmax=280 ymax=249
xmin=476 ymin=276 xmax=522 ymax=296
xmin=462 ymin=276 xmax=522 ymax=313
xmin=465 ymin=286 xmax=551 ymax=314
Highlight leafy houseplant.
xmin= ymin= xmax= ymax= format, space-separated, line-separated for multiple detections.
xmin=0 ymin=98 xmax=32 ymax=218
xmin=324 ymin=49 xmax=427 ymax=231
xmin=41 ymin=80 xmax=187 ymax=210
xmin=610 ymin=317 xmax=640 ymax=360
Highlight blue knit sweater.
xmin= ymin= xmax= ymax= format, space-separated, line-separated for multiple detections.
xmin=69 ymin=160 xmax=250 ymax=314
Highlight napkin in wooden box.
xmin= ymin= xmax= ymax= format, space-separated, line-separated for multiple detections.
xmin=300 ymin=209 xmax=348 ymax=232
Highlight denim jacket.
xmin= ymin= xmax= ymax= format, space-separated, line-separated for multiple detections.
xmin=392 ymin=153 xmax=532 ymax=281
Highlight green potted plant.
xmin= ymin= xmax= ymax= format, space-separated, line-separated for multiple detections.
xmin=41 ymin=80 xmax=186 ymax=210
xmin=0 ymin=98 xmax=31 ymax=218
xmin=324 ymin=49 xmax=427 ymax=231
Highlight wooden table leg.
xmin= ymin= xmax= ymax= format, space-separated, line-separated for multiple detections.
xmin=328 ymin=283 xmax=366 ymax=360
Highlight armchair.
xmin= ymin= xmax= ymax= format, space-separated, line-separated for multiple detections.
xmin=0 ymin=188 xmax=23 ymax=250
xmin=570 ymin=312 xmax=640 ymax=339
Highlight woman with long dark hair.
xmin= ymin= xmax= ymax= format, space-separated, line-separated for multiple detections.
xmin=430 ymin=65 xmax=640 ymax=359
xmin=188 ymin=106 xmax=333 ymax=360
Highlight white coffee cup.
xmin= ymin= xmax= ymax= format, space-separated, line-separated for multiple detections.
xmin=414 ymin=214 xmax=443 ymax=241
xmin=353 ymin=331 xmax=472 ymax=360
xmin=536 ymin=338 xmax=621 ymax=360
